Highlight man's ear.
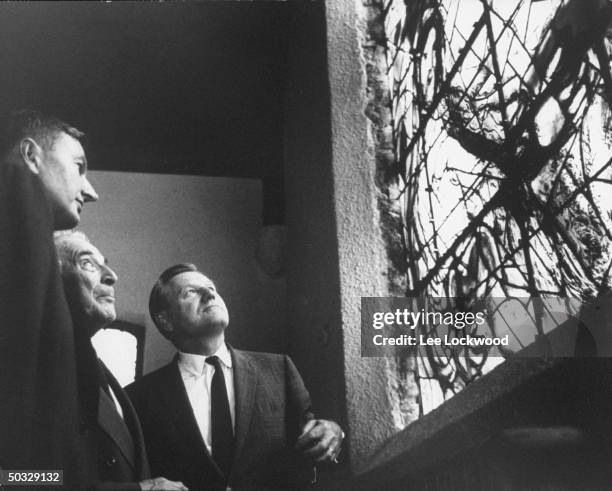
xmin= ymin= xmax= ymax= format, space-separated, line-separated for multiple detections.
xmin=156 ymin=312 xmax=175 ymax=337
xmin=19 ymin=138 xmax=42 ymax=174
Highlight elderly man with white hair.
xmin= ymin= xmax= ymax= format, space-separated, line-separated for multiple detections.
xmin=55 ymin=230 xmax=188 ymax=491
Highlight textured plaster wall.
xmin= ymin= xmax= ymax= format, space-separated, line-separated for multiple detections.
xmin=322 ymin=0 xmax=397 ymax=468
xmin=359 ymin=1 xmax=422 ymax=429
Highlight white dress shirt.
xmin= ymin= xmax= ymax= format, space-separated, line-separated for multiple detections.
xmin=178 ymin=343 xmax=235 ymax=453
xmin=108 ymin=385 xmax=124 ymax=419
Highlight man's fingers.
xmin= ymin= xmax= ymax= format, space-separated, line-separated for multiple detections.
xmin=139 ymin=477 xmax=189 ymax=490
xmin=296 ymin=419 xmax=345 ymax=463
xmin=302 ymin=432 xmax=336 ymax=459
xmin=299 ymin=419 xmax=318 ymax=438
xmin=295 ymin=432 xmax=315 ymax=450
xmin=314 ymin=444 xmax=339 ymax=463
xmin=295 ymin=419 xmax=321 ymax=449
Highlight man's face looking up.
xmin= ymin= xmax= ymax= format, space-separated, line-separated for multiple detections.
xmin=59 ymin=235 xmax=118 ymax=336
xmin=35 ymin=132 xmax=98 ymax=230
xmin=161 ymin=271 xmax=230 ymax=341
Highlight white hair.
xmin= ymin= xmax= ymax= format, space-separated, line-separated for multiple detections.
xmin=53 ymin=229 xmax=91 ymax=272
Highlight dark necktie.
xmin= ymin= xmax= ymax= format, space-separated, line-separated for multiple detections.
xmin=205 ymin=355 xmax=234 ymax=478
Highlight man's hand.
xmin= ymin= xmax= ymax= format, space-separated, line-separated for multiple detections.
xmin=138 ymin=477 xmax=189 ymax=490
xmin=295 ymin=419 xmax=344 ymax=463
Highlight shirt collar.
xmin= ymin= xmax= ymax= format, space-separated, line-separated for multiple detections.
xmin=178 ymin=343 xmax=233 ymax=376
xmin=213 ymin=343 xmax=233 ymax=369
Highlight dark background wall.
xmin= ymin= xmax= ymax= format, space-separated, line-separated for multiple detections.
xmin=283 ymin=1 xmax=345 ymax=420
xmin=0 ymin=1 xmax=289 ymax=223
xmin=0 ymin=1 xmax=351 ymax=461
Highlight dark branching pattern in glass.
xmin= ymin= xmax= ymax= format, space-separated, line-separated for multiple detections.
xmin=380 ymin=0 xmax=612 ymax=412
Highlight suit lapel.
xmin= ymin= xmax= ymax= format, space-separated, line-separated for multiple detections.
xmin=97 ymin=386 xmax=136 ymax=470
xmin=104 ymin=366 xmax=150 ymax=479
xmin=159 ymin=358 xmax=225 ymax=480
xmin=229 ymin=348 xmax=258 ymax=480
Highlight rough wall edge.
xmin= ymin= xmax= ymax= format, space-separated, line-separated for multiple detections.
xmin=359 ymin=0 xmax=422 ymax=430
xmin=323 ymin=0 xmax=397 ymax=469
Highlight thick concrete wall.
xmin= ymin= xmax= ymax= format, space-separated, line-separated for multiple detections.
xmin=284 ymin=0 xmax=397 ymax=471
xmin=323 ymin=0 xmax=397 ymax=468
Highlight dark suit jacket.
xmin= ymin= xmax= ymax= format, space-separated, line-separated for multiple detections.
xmin=126 ymin=348 xmax=314 ymax=491
xmin=0 ymin=158 xmax=85 ymax=487
xmin=81 ymin=362 xmax=151 ymax=491
xmin=0 ymin=160 xmax=150 ymax=490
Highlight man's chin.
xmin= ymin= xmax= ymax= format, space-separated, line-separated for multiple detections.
xmin=98 ymin=311 xmax=117 ymax=327
xmin=203 ymin=321 xmax=228 ymax=336
xmin=201 ymin=307 xmax=229 ymax=324
xmin=54 ymin=210 xmax=80 ymax=231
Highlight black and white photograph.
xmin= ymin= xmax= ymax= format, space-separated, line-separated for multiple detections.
xmin=0 ymin=1 xmax=611 ymax=490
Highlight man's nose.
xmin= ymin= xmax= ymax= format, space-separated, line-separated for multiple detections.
xmin=201 ymin=288 xmax=215 ymax=301
xmin=101 ymin=264 xmax=118 ymax=285
xmin=81 ymin=176 xmax=99 ymax=202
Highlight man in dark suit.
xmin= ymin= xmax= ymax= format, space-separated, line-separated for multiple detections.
xmin=0 ymin=109 xmax=99 ymax=487
xmin=55 ymin=231 xmax=188 ymax=491
xmin=126 ymin=263 xmax=344 ymax=491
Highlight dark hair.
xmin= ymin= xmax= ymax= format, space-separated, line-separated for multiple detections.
xmin=0 ymin=108 xmax=85 ymax=157
xmin=149 ymin=263 xmax=200 ymax=334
